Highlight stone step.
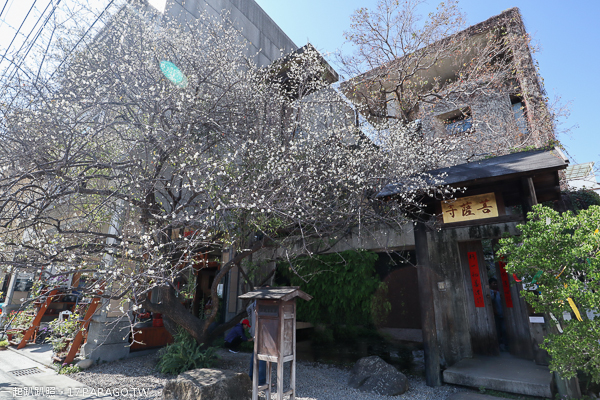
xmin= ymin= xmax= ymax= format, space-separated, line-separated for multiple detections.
xmin=443 ymin=355 xmax=553 ymax=398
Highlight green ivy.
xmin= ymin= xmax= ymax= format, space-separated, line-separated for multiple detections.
xmin=279 ymin=250 xmax=387 ymax=326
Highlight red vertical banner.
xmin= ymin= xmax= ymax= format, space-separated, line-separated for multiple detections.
xmin=498 ymin=261 xmax=514 ymax=308
xmin=467 ymin=252 xmax=485 ymax=307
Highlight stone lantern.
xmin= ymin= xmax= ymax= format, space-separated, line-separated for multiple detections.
xmin=239 ymin=287 xmax=312 ymax=400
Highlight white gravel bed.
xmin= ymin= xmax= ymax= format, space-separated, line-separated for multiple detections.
xmin=290 ymin=362 xmax=467 ymax=400
xmin=69 ymin=352 xmax=171 ymax=400
xmin=70 ymin=349 xmax=470 ymax=400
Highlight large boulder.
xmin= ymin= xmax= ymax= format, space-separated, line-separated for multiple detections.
xmin=348 ymin=356 xmax=409 ymax=396
xmin=163 ymin=368 xmax=251 ymax=400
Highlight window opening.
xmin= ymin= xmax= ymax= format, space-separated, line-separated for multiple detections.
xmin=441 ymin=107 xmax=472 ymax=135
xmin=511 ymin=96 xmax=528 ymax=136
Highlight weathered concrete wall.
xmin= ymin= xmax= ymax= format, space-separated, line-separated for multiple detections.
xmin=246 ymin=224 xmax=416 ymax=278
xmin=225 ymin=224 xmax=416 ymax=321
xmin=163 ymin=0 xmax=297 ymax=66
xmin=82 ymin=318 xmax=131 ymax=362
xmin=326 ymin=224 xmax=415 ymax=253
xmin=82 ymin=299 xmax=131 ymax=362
xmin=420 ymin=90 xmax=526 ymax=163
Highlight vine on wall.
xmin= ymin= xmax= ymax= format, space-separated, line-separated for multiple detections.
xmin=278 ymin=250 xmax=389 ymax=326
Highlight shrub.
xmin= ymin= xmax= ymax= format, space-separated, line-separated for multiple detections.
xmin=498 ymin=205 xmax=600 ymax=382
xmin=8 ymin=311 xmax=33 ymax=330
xmin=565 ymin=188 xmax=600 ymax=212
xmin=57 ymin=363 xmax=81 ymax=374
xmin=278 ymin=250 xmax=388 ymax=326
xmin=156 ymin=329 xmax=218 ymax=375
xmin=46 ymin=313 xmax=81 ymax=354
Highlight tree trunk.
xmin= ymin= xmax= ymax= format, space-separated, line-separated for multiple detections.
xmin=143 ymin=238 xmax=268 ymax=345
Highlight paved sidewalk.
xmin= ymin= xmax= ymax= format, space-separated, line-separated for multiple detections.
xmin=0 ymin=348 xmax=111 ymax=400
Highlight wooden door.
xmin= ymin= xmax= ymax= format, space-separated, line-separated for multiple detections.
xmin=459 ymin=241 xmax=499 ymax=356
xmin=492 ymin=241 xmax=534 ymax=359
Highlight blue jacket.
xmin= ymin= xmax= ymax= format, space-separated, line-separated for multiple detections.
xmin=225 ymin=323 xmax=248 ymax=343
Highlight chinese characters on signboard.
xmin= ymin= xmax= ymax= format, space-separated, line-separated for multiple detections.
xmin=441 ymin=193 xmax=499 ymax=224
xmin=467 ymin=251 xmax=485 ymax=308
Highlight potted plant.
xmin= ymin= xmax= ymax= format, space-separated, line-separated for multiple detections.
xmin=46 ymin=313 xmax=81 ymax=359
xmin=6 ymin=310 xmax=34 ymax=343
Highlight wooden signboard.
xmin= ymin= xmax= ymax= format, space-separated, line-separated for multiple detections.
xmin=467 ymin=252 xmax=485 ymax=308
xmin=442 ymin=193 xmax=499 ymax=224
xmin=239 ymin=287 xmax=312 ymax=400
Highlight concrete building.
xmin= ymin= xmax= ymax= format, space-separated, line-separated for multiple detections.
xmin=142 ymin=0 xmax=297 ymax=67
xmin=329 ymin=8 xmax=574 ymax=396
xmin=342 ymin=8 xmax=555 ymax=164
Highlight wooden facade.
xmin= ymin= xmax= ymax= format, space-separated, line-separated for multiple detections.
xmin=380 ymin=148 xmax=569 ymax=385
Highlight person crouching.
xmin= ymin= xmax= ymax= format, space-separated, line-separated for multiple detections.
xmin=224 ymin=318 xmax=252 ymax=353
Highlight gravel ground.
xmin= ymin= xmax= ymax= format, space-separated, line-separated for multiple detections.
xmin=70 ymin=349 xmax=470 ymax=400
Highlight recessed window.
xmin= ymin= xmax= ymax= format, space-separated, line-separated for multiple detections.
xmin=511 ymin=96 xmax=528 ymax=135
xmin=440 ymin=108 xmax=472 ymax=135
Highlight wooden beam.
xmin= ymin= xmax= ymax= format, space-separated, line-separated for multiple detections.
xmin=64 ymin=294 xmax=101 ymax=364
xmin=414 ymin=222 xmax=442 ymax=386
xmin=18 ymin=289 xmax=59 ymax=349
xmin=520 ymin=177 xmax=538 ymax=218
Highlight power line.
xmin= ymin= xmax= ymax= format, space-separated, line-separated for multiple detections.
xmin=0 ymin=0 xmax=38 ymax=71
xmin=35 ymin=15 xmax=57 ymax=86
xmin=49 ymin=0 xmax=116 ymax=80
xmin=1 ymin=0 xmax=55 ymax=83
xmin=7 ymin=1 xmax=62 ymax=83
xmin=0 ymin=0 xmax=10 ymax=20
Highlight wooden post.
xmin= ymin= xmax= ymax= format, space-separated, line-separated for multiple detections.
xmin=64 ymin=294 xmax=101 ymax=364
xmin=266 ymin=361 xmax=273 ymax=399
xmin=18 ymin=289 xmax=59 ymax=349
xmin=414 ymin=222 xmax=442 ymax=386
xmin=191 ymin=253 xmax=206 ymax=318
xmin=277 ymin=301 xmax=284 ymax=400
xmin=291 ymin=301 xmax=296 ymax=400
xmin=521 ymin=176 xmax=538 ymax=216
xmin=71 ymin=272 xmax=81 ymax=289
xmin=252 ymin=303 xmax=259 ymax=400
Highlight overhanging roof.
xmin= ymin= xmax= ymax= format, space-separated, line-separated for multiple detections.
xmin=565 ymin=162 xmax=594 ymax=180
xmin=378 ymin=147 xmax=569 ymax=197
xmin=238 ymin=286 xmax=312 ymax=302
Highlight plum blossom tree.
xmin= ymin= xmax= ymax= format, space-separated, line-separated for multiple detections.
xmin=0 ymin=3 xmax=458 ymax=344
xmin=338 ymin=0 xmax=557 ymax=158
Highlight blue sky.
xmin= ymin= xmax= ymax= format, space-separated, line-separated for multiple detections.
xmin=255 ymin=0 xmax=600 ymax=174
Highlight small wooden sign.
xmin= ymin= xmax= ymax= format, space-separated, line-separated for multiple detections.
xmin=442 ymin=193 xmax=499 ymax=224
xmin=498 ymin=261 xmax=514 ymax=308
xmin=467 ymin=252 xmax=485 ymax=308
